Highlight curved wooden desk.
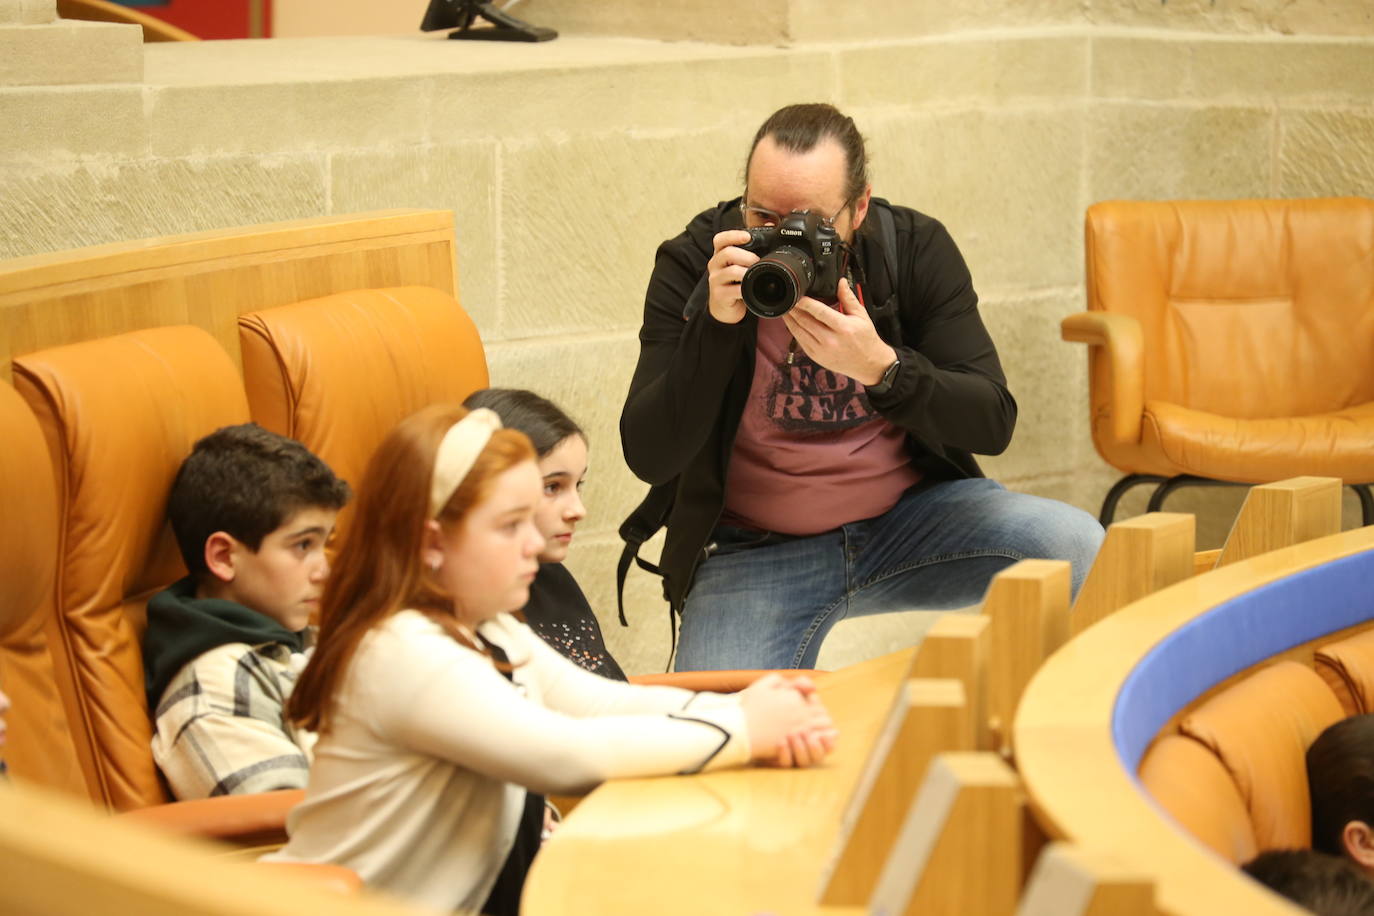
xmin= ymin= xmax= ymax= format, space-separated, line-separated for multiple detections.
xmin=522 ymin=648 xmax=917 ymax=916
xmin=1015 ymin=525 xmax=1374 ymax=916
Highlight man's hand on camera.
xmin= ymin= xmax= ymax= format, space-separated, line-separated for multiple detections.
xmin=706 ymin=230 xmax=757 ymax=325
xmin=783 ymin=278 xmax=897 ymax=385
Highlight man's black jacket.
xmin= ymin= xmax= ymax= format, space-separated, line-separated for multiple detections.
xmin=619 ymin=197 xmax=1017 ymax=612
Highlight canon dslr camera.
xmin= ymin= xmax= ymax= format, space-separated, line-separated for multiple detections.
xmin=739 ymin=210 xmax=844 ymax=319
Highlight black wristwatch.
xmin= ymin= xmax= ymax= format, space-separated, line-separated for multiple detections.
xmin=866 ymin=355 xmax=901 ymax=396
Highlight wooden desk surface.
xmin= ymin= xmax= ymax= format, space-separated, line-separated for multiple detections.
xmin=522 ymin=648 xmax=918 ymax=916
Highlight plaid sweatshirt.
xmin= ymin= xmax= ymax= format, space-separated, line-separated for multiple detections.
xmin=143 ymin=578 xmax=317 ymax=800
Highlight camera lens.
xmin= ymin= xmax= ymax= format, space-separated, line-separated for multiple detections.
xmin=741 ymin=246 xmax=814 ymax=319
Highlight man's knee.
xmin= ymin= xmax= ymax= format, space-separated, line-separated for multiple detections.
xmin=1033 ymin=502 xmax=1104 ymax=592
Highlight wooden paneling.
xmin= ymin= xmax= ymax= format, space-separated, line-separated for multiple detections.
xmin=0 ymin=209 xmax=456 ymax=382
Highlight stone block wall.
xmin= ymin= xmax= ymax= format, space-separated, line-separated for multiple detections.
xmin=2 ymin=6 xmax=1372 ymax=672
xmin=525 ymin=0 xmax=1374 ymax=44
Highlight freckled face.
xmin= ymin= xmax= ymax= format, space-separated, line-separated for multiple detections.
xmin=438 ymin=460 xmax=546 ymax=624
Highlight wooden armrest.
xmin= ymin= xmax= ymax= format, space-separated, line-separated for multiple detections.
xmin=115 ymin=789 xmax=303 ymax=847
xmin=56 ymin=0 xmax=200 ymax=41
xmin=1061 ymin=311 xmax=1145 ymax=445
xmin=628 ymin=669 xmax=824 ymax=693
xmin=255 ymin=862 xmax=362 ymax=895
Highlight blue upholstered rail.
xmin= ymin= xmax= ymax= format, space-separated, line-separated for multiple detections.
xmin=1113 ymin=551 xmax=1374 ymax=770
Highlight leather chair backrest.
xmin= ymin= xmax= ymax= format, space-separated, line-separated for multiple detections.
xmin=1315 ymin=628 xmax=1374 ymax=717
xmin=0 ymin=383 xmax=87 ymax=798
xmin=11 ymin=326 xmax=250 ymax=810
xmin=1179 ymin=660 xmax=1343 ymax=850
xmin=1139 ymin=733 xmax=1259 ymax=864
xmin=1085 ymin=198 xmax=1374 ymax=421
xmin=239 ymin=286 xmax=489 ymax=538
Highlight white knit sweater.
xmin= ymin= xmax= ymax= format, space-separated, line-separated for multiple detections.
xmin=264 ymin=610 xmax=750 ymax=913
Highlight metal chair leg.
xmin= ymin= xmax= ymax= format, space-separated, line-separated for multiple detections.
xmin=1109 ymin=475 xmax=1373 ymax=528
xmin=1351 ymin=484 xmax=1374 ymax=527
xmin=1099 ymin=474 xmax=1167 ymax=526
xmin=1147 ymin=475 xmax=1201 ymax=512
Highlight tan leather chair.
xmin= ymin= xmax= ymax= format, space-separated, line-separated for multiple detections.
xmin=0 ymin=383 xmax=87 ymax=797
xmin=239 ymin=286 xmax=490 ymax=541
xmin=1315 ymin=629 xmax=1374 ymax=717
xmin=1065 ymin=198 xmax=1374 ymax=524
xmin=10 ymin=326 xmax=307 ymax=842
xmin=1139 ymin=733 xmax=1258 ymax=864
xmin=1178 ymin=661 xmax=1342 ymax=851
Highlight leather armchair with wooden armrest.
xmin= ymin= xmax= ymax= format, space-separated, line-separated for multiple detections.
xmin=0 ymin=382 xmax=87 ymax=797
xmin=116 ymin=788 xmax=306 ymax=847
xmin=239 ymin=286 xmax=490 ymax=547
xmin=9 ymin=327 xmax=306 ymax=847
xmin=1067 ymin=197 xmax=1374 ymax=524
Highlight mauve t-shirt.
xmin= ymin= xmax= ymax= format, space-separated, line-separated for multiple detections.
xmin=721 ymin=308 xmax=921 ymax=536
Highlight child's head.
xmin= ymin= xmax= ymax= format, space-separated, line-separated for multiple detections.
xmin=1310 ymin=714 xmax=1374 ymax=873
xmin=462 ymin=389 xmax=588 ymax=564
xmin=289 ymin=404 xmax=540 ymax=733
xmin=168 ymin=423 xmax=351 ymax=630
xmin=1243 ymin=848 xmax=1374 ymax=914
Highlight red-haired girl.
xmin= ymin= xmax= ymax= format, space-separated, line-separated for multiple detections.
xmin=269 ymin=405 xmax=836 ymax=914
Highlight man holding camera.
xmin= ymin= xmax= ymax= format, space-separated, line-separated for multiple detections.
xmin=620 ymin=102 xmax=1104 ymax=671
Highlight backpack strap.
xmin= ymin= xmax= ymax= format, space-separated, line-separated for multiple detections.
xmin=867 ymin=200 xmax=904 ymax=345
xmin=615 ymin=482 xmax=675 ymax=626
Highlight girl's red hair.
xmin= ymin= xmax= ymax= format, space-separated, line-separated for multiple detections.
xmin=288 ymin=403 xmax=535 ymax=733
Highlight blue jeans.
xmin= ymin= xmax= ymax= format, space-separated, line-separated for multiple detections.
xmin=674 ymin=478 xmax=1105 ymax=671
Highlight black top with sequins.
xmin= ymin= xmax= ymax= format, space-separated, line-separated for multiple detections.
xmin=522 ymin=563 xmax=627 ymax=681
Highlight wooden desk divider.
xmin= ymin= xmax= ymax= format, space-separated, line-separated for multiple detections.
xmin=1015 ymin=843 xmax=1156 ymax=916
xmin=911 ymin=615 xmax=991 ymax=751
xmin=1070 ymin=513 xmax=1195 ymax=636
xmin=1215 ymin=476 xmax=1342 ymax=569
xmin=1192 ymin=547 xmax=1222 ymax=576
xmin=980 ymin=560 xmax=1071 ymax=755
xmin=817 ymin=678 xmax=973 ymax=906
xmin=866 ymin=752 xmax=1027 ymax=916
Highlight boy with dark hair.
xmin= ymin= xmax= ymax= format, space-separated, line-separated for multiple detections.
xmin=1244 ymin=849 xmax=1374 ymax=915
xmin=143 ymin=423 xmax=350 ymax=799
xmin=1309 ymin=714 xmax=1374 ymax=876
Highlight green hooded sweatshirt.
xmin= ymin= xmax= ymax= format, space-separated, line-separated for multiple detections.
xmin=142 ymin=576 xmax=308 ymax=713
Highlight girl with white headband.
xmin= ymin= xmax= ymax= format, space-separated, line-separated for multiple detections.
xmin=269 ymin=404 xmax=836 ymax=915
